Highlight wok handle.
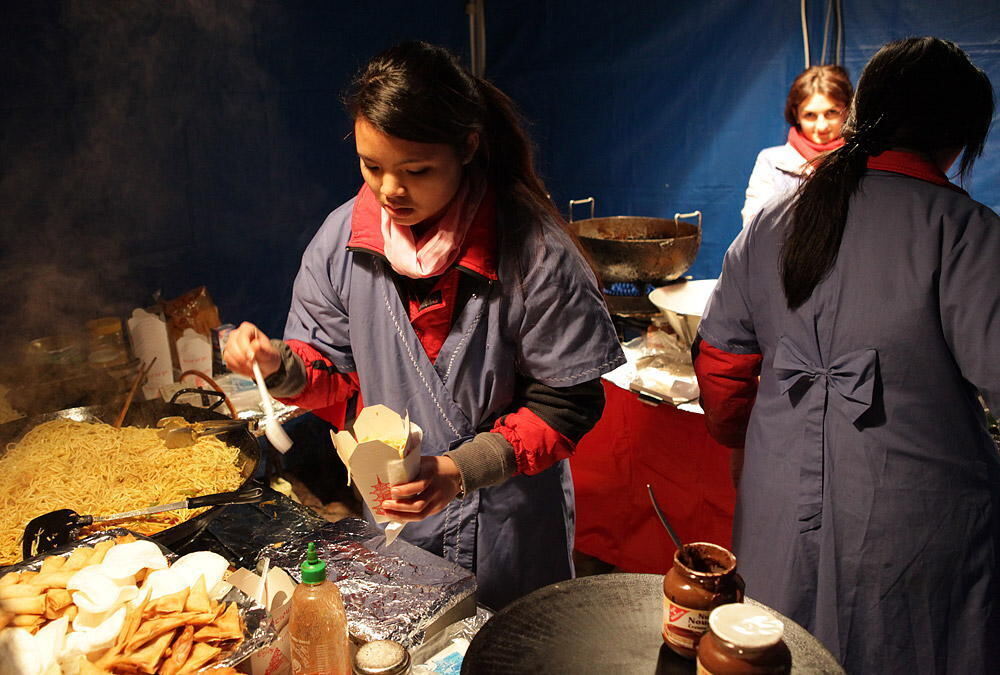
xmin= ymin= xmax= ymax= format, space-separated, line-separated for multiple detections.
xmin=188 ymin=486 xmax=266 ymax=508
xmin=673 ymin=210 xmax=702 ymax=229
xmin=568 ymin=197 xmax=595 ymax=223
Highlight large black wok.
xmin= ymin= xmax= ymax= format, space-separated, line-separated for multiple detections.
xmin=0 ymin=398 xmax=260 ymax=557
xmin=566 ymin=198 xmax=702 ymax=285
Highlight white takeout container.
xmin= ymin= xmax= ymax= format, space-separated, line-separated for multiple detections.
xmin=330 ymin=405 xmax=422 ymax=545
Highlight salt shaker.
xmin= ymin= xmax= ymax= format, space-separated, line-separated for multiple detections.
xmin=353 ymin=639 xmax=411 ymax=675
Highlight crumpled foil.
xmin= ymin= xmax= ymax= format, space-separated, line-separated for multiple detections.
xmin=256 ymin=518 xmax=477 ymax=648
xmin=2 ymin=528 xmax=277 ymax=671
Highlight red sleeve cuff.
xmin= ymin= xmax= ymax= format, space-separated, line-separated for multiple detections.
xmin=492 ymin=408 xmax=577 ymax=476
xmin=693 ymin=338 xmax=762 ymax=448
xmin=277 ymin=340 xmax=360 ymax=428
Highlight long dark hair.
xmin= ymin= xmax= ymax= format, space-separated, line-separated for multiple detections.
xmin=783 ymin=65 xmax=853 ymax=128
xmin=343 ymin=41 xmax=562 ymax=229
xmin=782 ymin=37 xmax=994 ymax=309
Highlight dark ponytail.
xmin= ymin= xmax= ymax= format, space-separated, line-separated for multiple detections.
xmin=474 ymin=79 xmax=563 ymax=227
xmin=782 ymin=37 xmax=994 ymax=309
xmin=343 ymin=41 xmax=561 ymax=229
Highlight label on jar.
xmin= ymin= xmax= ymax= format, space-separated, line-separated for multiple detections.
xmin=663 ymin=596 xmax=711 ymax=650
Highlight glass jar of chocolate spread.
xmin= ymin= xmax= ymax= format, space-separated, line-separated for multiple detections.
xmin=696 ymin=603 xmax=792 ymax=674
xmin=662 ymin=542 xmax=745 ymax=658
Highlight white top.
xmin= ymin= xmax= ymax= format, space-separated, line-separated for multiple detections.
xmin=741 ymin=142 xmax=808 ymax=226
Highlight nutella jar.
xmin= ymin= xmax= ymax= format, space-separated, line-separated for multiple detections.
xmin=662 ymin=542 xmax=745 ymax=658
xmin=696 ymin=603 xmax=791 ymax=674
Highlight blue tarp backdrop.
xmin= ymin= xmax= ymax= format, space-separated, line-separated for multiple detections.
xmin=0 ymin=1 xmax=997 ymax=346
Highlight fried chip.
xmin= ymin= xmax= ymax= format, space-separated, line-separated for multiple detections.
xmin=117 ymin=593 xmax=150 ymax=649
xmin=192 ymin=602 xmax=243 ymax=642
xmin=126 ymin=614 xmax=196 ymax=652
xmin=63 ymin=545 xmax=95 ymax=570
xmin=176 ymin=642 xmax=222 ymax=675
xmin=78 ymin=656 xmax=111 ymax=674
xmin=1 ymin=593 xmax=45 ymax=614
xmin=159 ymin=625 xmax=195 ymax=675
xmin=117 ymin=628 xmax=176 ymax=673
xmin=0 ymin=609 xmax=12 ymax=630
xmin=144 ymin=586 xmax=189 ymax=615
xmin=184 ymin=576 xmax=212 ymax=614
xmin=90 ymin=539 xmax=115 ymax=565
xmin=0 ymin=584 xmax=44 ymax=600
xmin=115 ymin=534 xmax=138 ymax=545
xmin=0 ymin=571 xmax=20 ymax=586
xmin=39 ymin=555 xmax=67 ymax=574
xmin=11 ymin=613 xmax=43 ymax=630
xmin=30 ymin=570 xmax=73 ymax=589
xmin=44 ymin=588 xmax=73 ymax=619
xmin=94 ymin=642 xmax=124 ymax=670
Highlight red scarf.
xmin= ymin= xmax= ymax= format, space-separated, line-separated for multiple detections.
xmin=787 ymin=126 xmax=844 ymax=161
xmin=866 ymin=150 xmax=966 ymax=194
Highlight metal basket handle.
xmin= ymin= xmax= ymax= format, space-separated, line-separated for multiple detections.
xmin=568 ymin=197 xmax=596 ymax=222
xmin=673 ymin=210 xmax=702 ymax=228
xmin=168 ymin=387 xmax=228 ymax=412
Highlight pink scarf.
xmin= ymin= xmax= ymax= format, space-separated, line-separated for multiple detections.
xmin=787 ymin=126 xmax=844 ymax=161
xmin=379 ymin=177 xmax=486 ymax=279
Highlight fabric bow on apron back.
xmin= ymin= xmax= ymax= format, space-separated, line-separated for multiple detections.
xmin=773 ymin=336 xmax=879 ymax=531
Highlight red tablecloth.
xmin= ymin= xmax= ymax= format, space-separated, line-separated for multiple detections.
xmin=571 ymin=380 xmax=737 ymax=574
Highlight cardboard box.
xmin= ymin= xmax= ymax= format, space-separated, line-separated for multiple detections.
xmin=331 ymin=405 xmax=422 ymax=545
xmin=228 ymin=566 xmax=297 ymax=675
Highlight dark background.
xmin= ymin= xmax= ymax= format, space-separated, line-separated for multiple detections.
xmin=1 ymin=1 xmax=997 ymax=349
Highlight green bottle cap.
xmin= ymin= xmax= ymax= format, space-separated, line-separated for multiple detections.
xmin=299 ymin=542 xmax=327 ymax=584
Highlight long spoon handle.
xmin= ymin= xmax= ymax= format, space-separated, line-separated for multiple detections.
xmin=647 ymin=483 xmax=683 ymax=550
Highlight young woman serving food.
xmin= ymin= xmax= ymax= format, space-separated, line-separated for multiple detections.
xmin=224 ymin=41 xmax=624 ymax=609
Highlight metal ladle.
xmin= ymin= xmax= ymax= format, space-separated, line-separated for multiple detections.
xmin=646 ymin=483 xmax=683 ymax=550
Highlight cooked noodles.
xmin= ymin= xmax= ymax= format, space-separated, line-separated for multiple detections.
xmin=0 ymin=418 xmax=245 ymax=564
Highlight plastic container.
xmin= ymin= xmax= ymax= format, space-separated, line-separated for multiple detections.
xmin=290 ymin=542 xmax=352 ymax=675
xmin=696 ymin=603 xmax=791 ymax=674
xmin=86 ymin=317 xmax=129 ymax=367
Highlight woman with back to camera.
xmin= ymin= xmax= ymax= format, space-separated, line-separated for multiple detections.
xmin=741 ymin=65 xmax=853 ymax=225
xmin=223 ymin=41 xmax=624 ymax=609
xmin=694 ymin=37 xmax=998 ymax=671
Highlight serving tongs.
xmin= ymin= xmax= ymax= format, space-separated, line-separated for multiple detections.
xmin=155 ymin=416 xmax=255 ymax=448
xmin=21 ymin=486 xmax=266 ymax=559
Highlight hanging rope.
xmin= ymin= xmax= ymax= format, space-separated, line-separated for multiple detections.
xmin=801 ymin=0 xmax=844 ymax=68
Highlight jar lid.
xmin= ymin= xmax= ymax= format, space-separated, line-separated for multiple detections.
xmin=708 ymin=603 xmax=784 ymax=649
xmin=353 ymin=639 xmax=410 ymax=674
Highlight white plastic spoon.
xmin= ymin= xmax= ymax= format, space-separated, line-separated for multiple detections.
xmin=252 ymin=360 xmax=293 ymax=453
